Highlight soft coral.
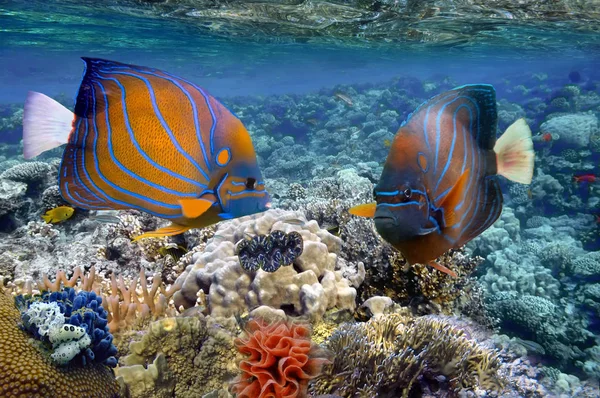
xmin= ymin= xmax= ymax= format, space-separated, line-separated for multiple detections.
xmin=230 ymin=319 xmax=330 ymax=398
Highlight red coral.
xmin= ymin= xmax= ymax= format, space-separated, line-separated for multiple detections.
xmin=231 ymin=319 xmax=330 ymax=398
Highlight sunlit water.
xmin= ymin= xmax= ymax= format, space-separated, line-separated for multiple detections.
xmin=1 ymin=0 xmax=600 ymax=395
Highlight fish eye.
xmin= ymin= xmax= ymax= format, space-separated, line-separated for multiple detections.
xmin=245 ymin=177 xmax=257 ymax=189
xmin=402 ymin=188 xmax=412 ymax=201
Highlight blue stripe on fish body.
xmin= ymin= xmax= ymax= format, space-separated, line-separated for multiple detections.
xmin=93 ymin=81 xmax=191 ymax=209
xmin=378 ymin=201 xmax=420 ymax=208
xmin=64 ymin=82 xmax=184 ymax=218
xmin=100 ymin=65 xmax=214 ymax=173
xmin=98 ymin=76 xmax=207 ymax=190
xmin=99 ymin=69 xmax=211 ymax=182
xmin=434 ymin=99 xmax=477 ymax=193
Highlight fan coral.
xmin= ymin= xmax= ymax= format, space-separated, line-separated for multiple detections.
xmin=310 ymin=312 xmax=503 ymax=397
xmin=0 ymin=288 xmax=120 ymax=397
xmin=237 ymin=230 xmax=304 ymax=272
xmin=230 ymin=319 xmax=331 ymax=398
xmin=17 ymin=287 xmax=118 ymax=367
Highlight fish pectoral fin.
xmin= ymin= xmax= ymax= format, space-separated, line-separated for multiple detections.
xmin=132 ymin=224 xmax=191 ymax=241
xmin=178 ymin=198 xmax=214 ymax=219
xmin=428 ymin=261 xmax=458 ymax=278
xmin=348 ymin=202 xmax=377 ymax=218
xmin=438 ymin=169 xmax=470 ymax=227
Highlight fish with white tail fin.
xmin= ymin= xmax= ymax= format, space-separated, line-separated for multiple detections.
xmin=349 ymin=84 xmax=534 ymax=277
xmin=23 ymin=57 xmax=270 ymax=240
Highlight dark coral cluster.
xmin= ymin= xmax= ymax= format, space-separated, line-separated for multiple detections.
xmin=236 ymin=230 xmax=303 ymax=272
xmin=17 ymin=287 xmax=118 ymax=367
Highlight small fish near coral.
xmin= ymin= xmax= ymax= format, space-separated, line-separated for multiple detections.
xmin=349 ymin=84 xmax=535 ymax=277
xmin=22 ymin=57 xmax=270 ymax=240
xmin=236 ymin=230 xmax=304 ymax=272
xmin=42 ymin=205 xmax=74 ymax=223
xmin=573 ymin=173 xmax=596 ymax=184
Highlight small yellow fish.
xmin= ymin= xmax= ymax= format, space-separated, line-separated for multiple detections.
xmin=42 ymin=206 xmax=74 ymax=223
xmin=383 ymin=138 xmax=392 ymax=148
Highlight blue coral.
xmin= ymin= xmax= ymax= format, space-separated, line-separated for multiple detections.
xmin=16 ymin=287 xmax=118 ymax=367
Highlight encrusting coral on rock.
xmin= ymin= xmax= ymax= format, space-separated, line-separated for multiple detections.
xmin=116 ymin=314 xmax=240 ymax=397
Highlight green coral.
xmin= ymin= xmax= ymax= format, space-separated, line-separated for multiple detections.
xmin=309 ymin=312 xmax=503 ymax=397
xmin=117 ymin=315 xmax=240 ymax=397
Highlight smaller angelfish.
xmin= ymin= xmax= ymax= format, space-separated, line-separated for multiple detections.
xmin=42 ymin=206 xmax=74 ymax=223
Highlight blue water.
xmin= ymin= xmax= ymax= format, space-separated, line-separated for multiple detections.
xmin=1 ymin=0 xmax=600 ymax=396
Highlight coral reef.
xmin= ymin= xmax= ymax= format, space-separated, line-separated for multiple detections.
xmin=309 ymin=312 xmax=503 ymax=397
xmin=17 ymin=287 xmax=118 ymax=367
xmin=116 ymin=314 xmax=240 ymax=397
xmin=0 ymin=288 xmax=120 ymax=397
xmin=173 ymin=209 xmax=357 ymax=322
xmin=230 ymin=318 xmax=330 ymax=398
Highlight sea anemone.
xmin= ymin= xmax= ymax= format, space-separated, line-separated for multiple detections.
xmin=230 ymin=318 xmax=331 ymax=398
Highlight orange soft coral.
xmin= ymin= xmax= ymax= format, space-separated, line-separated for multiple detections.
xmin=231 ymin=319 xmax=330 ymax=398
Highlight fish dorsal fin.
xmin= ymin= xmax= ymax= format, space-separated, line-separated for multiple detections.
xmin=438 ymin=169 xmax=470 ymax=227
xmin=348 ymin=202 xmax=377 ymax=218
xmin=74 ymin=57 xmax=164 ymax=118
xmin=405 ymin=84 xmax=498 ymax=151
xmin=179 ymin=198 xmax=214 ymax=219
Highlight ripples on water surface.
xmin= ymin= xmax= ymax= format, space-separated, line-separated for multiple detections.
xmin=1 ymin=0 xmax=600 ymax=100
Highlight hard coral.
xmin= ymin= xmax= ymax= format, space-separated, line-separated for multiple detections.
xmin=357 ymin=248 xmax=481 ymax=317
xmin=310 ymin=312 xmax=503 ymax=397
xmin=231 ymin=319 xmax=330 ymax=398
xmin=117 ymin=315 xmax=240 ymax=397
xmin=0 ymin=289 xmax=120 ymax=397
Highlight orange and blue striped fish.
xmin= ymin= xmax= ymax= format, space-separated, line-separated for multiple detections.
xmin=349 ymin=84 xmax=534 ymax=277
xmin=22 ymin=57 xmax=270 ymax=240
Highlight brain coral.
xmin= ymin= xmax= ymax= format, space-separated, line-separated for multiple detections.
xmin=230 ymin=319 xmax=330 ymax=398
xmin=0 ymin=289 xmax=120 ymax=397
xmin=173 ymin=209 xmax=357 ymax=321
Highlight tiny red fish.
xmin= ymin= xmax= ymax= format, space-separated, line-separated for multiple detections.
xmin=542 ymin=132 xmax=552 ymax=142
xmin=573 ymin=174 xmax=596 ymax=183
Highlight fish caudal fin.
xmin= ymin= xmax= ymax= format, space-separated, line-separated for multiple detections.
xmin=23 ymin=91 xmax=74 ymax=159
xmin=494 ymin=118 xmax=534 ymax=185
xmin=132 ymin=223 xmax=192 ymax=241
xmin=348 ymin=202 xmax=377 ymax=218
xmin=41 ymin=214 xmax=52 ymax=223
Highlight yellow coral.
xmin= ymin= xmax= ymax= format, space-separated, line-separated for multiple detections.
xmin=0 ymin=289 xmax=120 ymax=397
xmin=117 ymin=315 xmax=240 ymax=397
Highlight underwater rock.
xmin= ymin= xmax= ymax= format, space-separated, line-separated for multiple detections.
xmin=540 ymin=113 xmax=598 ymax=149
